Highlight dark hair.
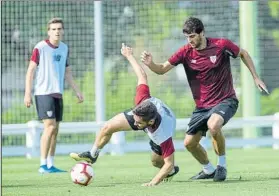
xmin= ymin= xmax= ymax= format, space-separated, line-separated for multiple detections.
xmin=47 ymin=18 xmax=64 ymax=30
xmin=182 ymin=17 xmax=204 ymax=34
xmin=132 ymin=100 xmax=157 ymax=121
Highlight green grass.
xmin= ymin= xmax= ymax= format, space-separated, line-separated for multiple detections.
xmin=2 ymin=148 xmax=279 ymax=196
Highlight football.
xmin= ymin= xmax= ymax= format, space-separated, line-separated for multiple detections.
xmin=71 ymin=162 xmax=94 ymax=186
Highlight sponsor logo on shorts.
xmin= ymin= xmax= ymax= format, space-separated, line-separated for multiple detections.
xmin=47 ymin=111 xmax=53 ymax=117
xmin=219 ymin=110 xmax=225 ymax=114
xmin=127 ymin=111 xmax=133 ymax=116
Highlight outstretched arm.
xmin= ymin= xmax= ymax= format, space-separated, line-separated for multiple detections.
xmin=238 ymin=49 xmax=269 ymax=94
xmin=141 ymin=51 xmax=174 ymax=75
xmin=121 ymin=43 xmax=148 ymax=86
xmin=142 ymin=153 xmax=174 ymax=186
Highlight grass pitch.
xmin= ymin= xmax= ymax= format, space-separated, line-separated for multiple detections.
xmin=2 ymin=148 xmax=279 ymax=196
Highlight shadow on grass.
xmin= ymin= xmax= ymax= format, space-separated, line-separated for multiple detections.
xmin=88 ymin=177 xmax=279 ymax=187
xmin=92 ymin=184 xmax=117 ymax=188
xmin=198 ymin=179 xmax=251 ymax=184
xmin=93 ymin=181 xmax=143 ymax=187
xmin=191 ymin=177 xmax=277 ymax=184
xmin=2 ymin=184 xmax=34 ymax=188
xmin=174 ymin=177 xmax=265 ymax=184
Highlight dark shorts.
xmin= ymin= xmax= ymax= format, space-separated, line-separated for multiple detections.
xmin=187 ymin=97 xmax=239 ymax=136
xmin=123 ymin=109 xmax=162 ymax=156
xmin=35 ymin=95 xmax=63 ymax=121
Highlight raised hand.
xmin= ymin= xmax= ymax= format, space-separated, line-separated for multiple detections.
xmin=141 ymin=51 xmax=153 ymax=67
xmin=121 ymin=43 xmax=133 ymax=58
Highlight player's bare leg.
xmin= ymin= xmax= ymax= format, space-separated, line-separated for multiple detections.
xmin=48 ymin=122 xmax=58 ymax=165
xmin=184 ymin=131 xmax=215 ymax=179
xmin=39 ymin=119 xmax=56 ymax=173
xmin=70 ymin=113 xmax=132 ymax=164
xmin=184 ymin=131 xmax=209 ymax=164
xmin=207 ymin=113 xmax=227 ymax=181
xmin=46 ymin=122 xmax=65 ymax=172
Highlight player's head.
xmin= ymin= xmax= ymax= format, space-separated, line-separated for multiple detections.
xmin=132 ymin=100 xmax=158 ymax=129
xmin=182 ymin=17 xmax=205 ymax=49
xmin=47 ymin=18 xmax=64 ymax=42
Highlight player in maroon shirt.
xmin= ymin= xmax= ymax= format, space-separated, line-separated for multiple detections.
xmin=141 ymin=17 xmax=268 ymax=182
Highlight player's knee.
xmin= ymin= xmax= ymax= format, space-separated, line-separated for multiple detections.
xmin=45 ymin=124 xmax=57 ymax=135
xmin=151 ymin=159 xmax=164 ymax=168
xmin=184 ymin=138 xmax=198 ymax=151
xmin=207 ymin=121 xmax=221 ymax=136
xmin=101 ymin=123 xmax=114 ymax=135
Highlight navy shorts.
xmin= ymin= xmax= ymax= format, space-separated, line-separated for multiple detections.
xmin=35 ymin=95 xmax=63 ymax=121
xmin=187 ymin=97 xmax=239 ymax=136
xmin=123 ymin=109 xmax=162 ymax=156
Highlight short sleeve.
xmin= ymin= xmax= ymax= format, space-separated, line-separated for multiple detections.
xmin=135 ymin=84 xmax=151 ymax=105
xmin=30 ymin=48 xmax=39 ymax=64
xmin=168 ymin=46 xmax=187 ymax=66
xmin=160 ymin=137 xmax=175 ymax=158
xmin=221 ymin=39 xmax=240 ymax=59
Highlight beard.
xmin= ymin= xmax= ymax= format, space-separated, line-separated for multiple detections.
xmin=191 ymin=38 xmax=202 ymax=49
xmin=137 ymin=124 xmax=149 ymax=130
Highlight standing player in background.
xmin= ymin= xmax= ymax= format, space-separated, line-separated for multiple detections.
xmin=141 ymin=17 xmax=268 ymax=181
xmin=24 ymin=18 xmax=84 ymax=173
xmin=70 ymin=43 xmax=179 ymax=186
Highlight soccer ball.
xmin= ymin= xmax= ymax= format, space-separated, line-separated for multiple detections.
xmin=71 ymin=162 xmax=94 ymax=186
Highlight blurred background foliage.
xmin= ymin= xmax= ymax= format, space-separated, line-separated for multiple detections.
xmin=2 ymin=1 xmax=279 ymax=124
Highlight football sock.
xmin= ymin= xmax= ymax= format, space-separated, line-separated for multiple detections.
xmin=202 ymin=162 xmax=215 ymax=174
xmin=217 ymin=155 xmax=226 ymax=168
xmin=168 ymin=167 xmax=175 ymax=175
xmin=40 ymin=158 xmax=47 ymax=166
xmin=90 ymin=144 xmax=101 ymax=158
xmin=47 ymin=156 xmax=54 ymax=167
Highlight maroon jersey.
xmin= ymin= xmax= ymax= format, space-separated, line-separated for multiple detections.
xmin=134 ymin=84 xmax=151 ymax=105
xmin=168 ymin=38 xmax=240 ymax=108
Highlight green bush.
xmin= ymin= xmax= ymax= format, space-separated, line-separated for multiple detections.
xmin=260 ymin=88 xmax=279 ymax=115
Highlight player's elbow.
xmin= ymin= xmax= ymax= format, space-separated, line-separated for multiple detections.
xmin=157 ymin=70 xmax=165 ymax=75
xmin=139 ymin=72 xmax=148 ymax=84
xmin=240 ymin=48 xmax=249 ymax=58
xmin=27 ymin=65 xmax=36 ymax=74
xmin=159 ymin=63 xmax=172 ymax=75
xmin=154 ymin=69 xmax=166 ymax=75
xmin=142 ymin=71 xmax=148 ymax=79
xmin=164 ymin=161 xmax=174 ymax=173
xmin=65 ymin=71 xmax=72 ymax=81
xmin=163 ymin=155 xmax=175 ymax=171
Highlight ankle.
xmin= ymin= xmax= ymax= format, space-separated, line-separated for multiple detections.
xmin=90 ymin=145 xmax=102 ymax=157
xmin=202 ymin=162 xmax=215 ymax=174
xmin=217 ymin=155 xmax=226 ymax=168
xmin=40 ymin=158 xmax=47 ymax=166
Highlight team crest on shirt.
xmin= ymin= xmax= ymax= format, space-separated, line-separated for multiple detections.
xmin=191 ymin=59 xmax=197 ymax=64
xmin=47 ymin=111 xmax=53 ymax=117
xmin=210 ymin=55 xmax=217 ymax=63
xmin=54 ymin=54 xmax=61 ymax=62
